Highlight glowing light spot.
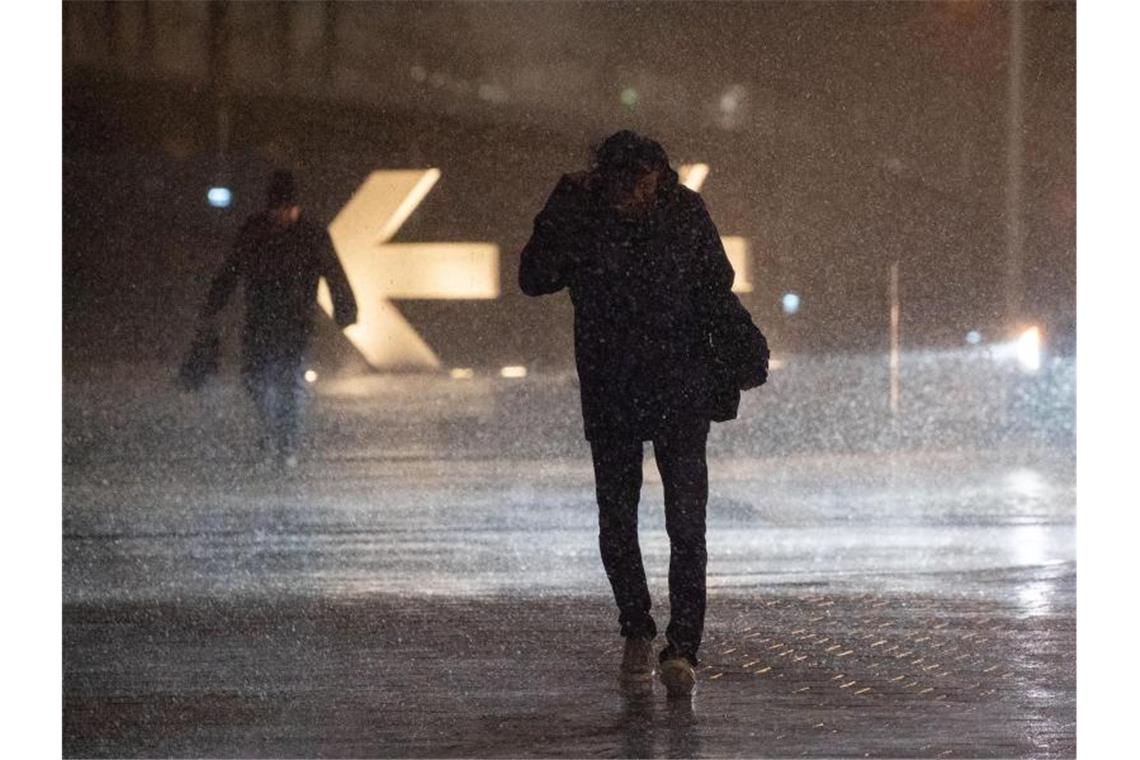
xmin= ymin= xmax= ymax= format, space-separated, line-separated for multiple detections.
xmin=207 ymin=187 xmax=232 ymax=208
xmin=449 ymin=368 xmax=474 ymax=380
xmin=678 ymin=163 xmax=710 ymax=192
xmin=500 ymin=365 xmax=527 ymax=379
xmin=720 ymin=84 xmax=746 ymax=114
xmin=782 ymin=292 xmax=801 ymax=315
xmin=966 ymin=330 xmax=982 ymax=345
xmin=1016 ymin=326 xmax=1041 ymax=372
xmin=304 ymin=369 xmax=318 ymax=383
xmin=620 ymin=87 xmax=638 ymax=107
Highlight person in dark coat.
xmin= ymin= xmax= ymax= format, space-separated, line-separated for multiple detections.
xmin=520 ymin=131 xmax=767 ymax=697
xmin=198 ymin=170 xmax=358 ymax=468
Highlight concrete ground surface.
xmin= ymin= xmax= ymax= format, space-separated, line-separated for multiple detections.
xmin=63 ymin=371 xmax=1075 ymax=758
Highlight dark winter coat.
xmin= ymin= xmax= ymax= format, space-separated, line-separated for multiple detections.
xmin=519 ymin=171 xmax=767 ymax=441
xmin=203 ymin=212 xmax=357 ymax=373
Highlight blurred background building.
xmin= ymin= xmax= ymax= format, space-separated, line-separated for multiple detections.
xmin=62 ymin=1 xmax=1075 ymax=376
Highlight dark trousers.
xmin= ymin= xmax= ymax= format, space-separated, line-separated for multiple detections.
xmin=242 ymin=357 xmax=304 ymax=456
xmin=590 ymin=424 xmax=709 ymax=666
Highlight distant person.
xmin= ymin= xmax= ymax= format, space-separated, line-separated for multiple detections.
xmin=194 ymin=170 xmax=357 ymax=469
xmin=519 ymin=131 xmax=768 ymax=697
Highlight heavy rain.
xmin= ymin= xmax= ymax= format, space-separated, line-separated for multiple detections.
xmin=54 ymin=2 xmax=1080 ymax=757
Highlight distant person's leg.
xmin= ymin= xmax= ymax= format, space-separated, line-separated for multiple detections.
xmin=242 ymin=362 xmax=275 ymax=456
xmin=272 ymin=358 xmax=304 ymax=463
xmin=590 ymin=436 xmax=656 ymax=642
xmin=253 ymin=357 xmax=303 ymax=466
xmin=653 ymin=423 xmax=709 ymax=669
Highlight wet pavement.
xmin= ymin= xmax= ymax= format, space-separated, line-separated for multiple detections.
xmin=63 ymin=371 xmax=1076 ymax=757
xmin=64 ymin=576 xmax=1075 ymax=758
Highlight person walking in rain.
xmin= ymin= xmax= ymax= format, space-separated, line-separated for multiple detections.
xmin=519 ymin=131 xmax=768 ymax=697
xmin=195 ymin=170 xmax=357 ymax=470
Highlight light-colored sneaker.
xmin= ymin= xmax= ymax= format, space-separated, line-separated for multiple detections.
xmin=619 ymin=637 xmax=656 ymax=685
xmin=659 ymin=656 xmax=696 ymax=698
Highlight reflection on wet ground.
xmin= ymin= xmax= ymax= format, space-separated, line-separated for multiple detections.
xmin=65 ymin=573 xmax=1074 ymax=758
xmin=63 ymin=448 xmax=1074 ymax=604
xmin=63 ymin=375 xmax=1075 ymax=757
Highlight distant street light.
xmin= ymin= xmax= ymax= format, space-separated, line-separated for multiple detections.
xmin=720 ymin=85 xmax=744 ymax=115
xmin=1016 ymin=326 xmax=1041 ymax=373
xmin=989 ymin=325 xmax=1042 ymax=373
xmin=1004 ymin=0 xmax=1026 ymax=325
xmin=207 ymin=187 xmax=232 ymax=208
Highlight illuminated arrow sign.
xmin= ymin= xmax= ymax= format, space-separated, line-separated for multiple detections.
xmin=318 ymin=169 xmax=500 ymax=370
xmin=678 ymin=163 xmax=753 ymax=293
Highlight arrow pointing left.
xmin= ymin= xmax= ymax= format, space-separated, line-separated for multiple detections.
xmin=318 ymin=169 xmax=500 ymax=370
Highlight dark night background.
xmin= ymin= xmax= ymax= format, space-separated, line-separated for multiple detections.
xmin=54 ymin=6 xmax=1091 ymax=756
xmin=62 ymin=1 xmax=1075 ymax=375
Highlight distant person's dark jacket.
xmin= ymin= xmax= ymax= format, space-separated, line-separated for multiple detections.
xmin=203 ymin=212 xmax=357 ymax=372
xmin=519 ymin=171 xmax=767 ymax=441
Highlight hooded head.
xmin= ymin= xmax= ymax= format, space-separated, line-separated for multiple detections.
xmin=595 ymin=131 xmax=670 ymax=175
xmin=266 ymin=170 xmax=297 ymax=209
xmin=592 ymin=131 xmax=678 ymax=216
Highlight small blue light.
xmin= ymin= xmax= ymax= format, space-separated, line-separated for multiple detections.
xmin=782 ymin=292 xmax=801 ymax=315
xmin=965 ymin=330 xmax=982 ymax=345
xmin=207 ymin=187 xmax=232 ymax=208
